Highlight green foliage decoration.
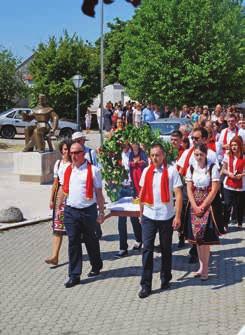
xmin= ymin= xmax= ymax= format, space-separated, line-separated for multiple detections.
xmin=98 ymin=124 xmax=178 ymax=201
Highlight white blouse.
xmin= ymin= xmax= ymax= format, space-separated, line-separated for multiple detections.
xmin=186 ymin=162 xmax=220 ymax=188
xmin=53 ymin=160 xmax=71 ymax=186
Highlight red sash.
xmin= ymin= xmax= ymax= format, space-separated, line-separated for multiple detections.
xmin=226 ymin=155 xmax=244 ymax=189
xmin=63 ymin=161 xmax=93 ymax=199
xmin=223 ymin=127 xmax=238 ymax=146
xmin=207 ymin=137 xmax=216 ymax=152
xmin=179 ymin=147 xmax=194 ymax=176
xmin=140 ymin=162 xmax=170 ymax=205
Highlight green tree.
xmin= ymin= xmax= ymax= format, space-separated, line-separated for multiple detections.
xmin=119 ymin=0 xmax=245 ymax=106
xmin=97 ymin=18 xmax=128 ymax=85
xmin=29 ymin=32 xmax=100 ymax=119
xmin=0 ymin=47 xmax=27 ymax=111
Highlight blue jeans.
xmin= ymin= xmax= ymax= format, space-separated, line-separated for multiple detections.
xmin=64 ymin=204 xmax=102 ymax=279
xmin=140 ymin=215 xmax=173 ymax=290
xmin=117 ymin=186 xmax=142 ymax=250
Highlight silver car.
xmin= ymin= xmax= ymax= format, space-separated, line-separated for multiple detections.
xmin=0 ymin=108 xmax=77 ymax=139
xmin=148 ymin=118 xmax=193 ymax=141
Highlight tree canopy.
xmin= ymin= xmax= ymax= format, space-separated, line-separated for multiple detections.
xmin=119 ymin=0 xmax=245 ymax=106
xmin=0 ymin=48 xmax=27 ymax=111
xmin=29 ymin=32 xmax=100 ymax=120
xmin=97 ymin=18 xmax=128 ymax=85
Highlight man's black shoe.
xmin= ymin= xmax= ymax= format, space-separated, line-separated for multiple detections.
xmin=114 ymin=250 xmax=128 ymax=258
xmin=188 ymin=255 xmax=198 ymax=264
xmin=87 ymin=265 xmax=103 ymax=277
xmin=64 ymin=277 xmax=80 ymax=288
xmin=154 ymin=244 xmax=161 ymax=253
xmin=177 ymin=238 xmax=185 ymax=248
xmin=138 ymin=288 xmax=151 ymax=299
xmin=161 ymin=281 xmax=170 ymax=290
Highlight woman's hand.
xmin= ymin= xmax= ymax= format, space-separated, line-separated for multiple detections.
xmin=49 ymin=200 xmax=54 ymax=210
xmin=193 ymin=205 xmax=204 ymax=216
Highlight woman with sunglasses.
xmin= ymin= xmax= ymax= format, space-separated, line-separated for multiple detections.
xmin=183 ymin=143 xmax=225 ymax=280
xmin=45 ymin=139 xmax=72 ymax=266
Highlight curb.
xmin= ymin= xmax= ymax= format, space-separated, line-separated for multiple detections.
xmin=0 ymin=215 xmax=51 ymax=231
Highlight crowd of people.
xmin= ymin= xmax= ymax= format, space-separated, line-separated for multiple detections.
xmin=45 ymin=102 xmax=244 ymax=298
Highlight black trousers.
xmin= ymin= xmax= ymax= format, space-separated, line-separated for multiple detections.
xmin=140 ymin=215 xmax=173 ymax=290
xmin=223 ymin=188 xmax=245 ymax=226
xmin=64 ymin=204 xmax=103 ymax=279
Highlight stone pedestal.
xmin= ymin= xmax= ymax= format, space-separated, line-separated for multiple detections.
xmin=14 ymin=151 xmax=60 ymax=184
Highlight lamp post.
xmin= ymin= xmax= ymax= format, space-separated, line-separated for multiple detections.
xmin=100 ymin=0 xmax=104 ymax=146
xmin=72 ymin=74 xmax=84 ymax=131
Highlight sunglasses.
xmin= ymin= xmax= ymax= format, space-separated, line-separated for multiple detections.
xmin=70 ymin=150 xmax=84 ymax=155
xmin=191 ymin=136 xmax=201 ymax=141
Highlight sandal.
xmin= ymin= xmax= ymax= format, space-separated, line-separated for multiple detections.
xmin=193 ymin=272 xmax=201 ymax=278
xmin=45 ymin=257 xmax=58 ymax=266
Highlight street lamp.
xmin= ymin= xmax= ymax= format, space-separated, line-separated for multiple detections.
xmin=72 ymin=74 xmax=84 ymax=131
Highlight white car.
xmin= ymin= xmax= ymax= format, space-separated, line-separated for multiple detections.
xmin=0 ymin=108 xmax=77 ymax=139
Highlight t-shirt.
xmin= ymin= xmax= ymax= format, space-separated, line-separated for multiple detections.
xmin=139 ymin=165 xmax=182 ymax=220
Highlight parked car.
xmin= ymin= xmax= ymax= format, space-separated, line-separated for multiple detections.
xmin=148 ymin=118 xmax=193 ymax=141
xmin=0 ymin=108 xmax=77 ymax=139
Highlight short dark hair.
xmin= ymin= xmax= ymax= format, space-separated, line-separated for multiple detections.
xmin=193 ymin=127 xmax=208 ymax=139
xmin=150 ymin=143 xmax=165 ymax=154
xmin=171 ymin=130 xmax=183 ymax=139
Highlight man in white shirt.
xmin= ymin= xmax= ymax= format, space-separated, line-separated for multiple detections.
xmin=217 ymin=114 xmax=239 ymax=162
xmin=58 ymin=142 xmax=105 ymax=288
xmin=138 ymin=144 xmax=182 ymax=298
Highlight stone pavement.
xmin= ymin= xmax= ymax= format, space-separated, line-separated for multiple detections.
xmin=0 ymin=219 xmax=244 ymax=335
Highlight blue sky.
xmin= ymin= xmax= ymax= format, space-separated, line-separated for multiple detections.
xmin=0 ymin=0 xmax=136 ymax=61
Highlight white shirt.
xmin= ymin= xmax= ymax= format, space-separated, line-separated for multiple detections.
xmin=53 ymin=160 xmax=71 ymax=185
xmin=185 ymin=161 xmax=220 ymax=188
xmin=84 ymin=146 xmax=98 ymax=167
xmin=177 ymin=147 xmax=219 ymax=174
xmin=222 ymin=154 xmax=245 ymax=191
xmin=139 ymin=165 xmax=182 ymax=220
xmin=66 ymin=161 xmax=102 ymax=209
xmin=217 ymin=127 xmax=239 ymax=161
xmin=238 ymin=128 xmax=245 ymax=143
xmin=122 ymin=149 xmax=131 ymax=186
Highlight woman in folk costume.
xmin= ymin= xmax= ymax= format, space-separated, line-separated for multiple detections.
xmin=221 ymin=136 xmax=245 ymax=229
xmin=183 ymin=143 xmax=225 ymax=280
xmin=45 ymin=140 xmax=72 ymax=266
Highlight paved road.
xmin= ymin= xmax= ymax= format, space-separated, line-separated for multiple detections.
xmin=1 ymin=219 xmax=244 ymax=335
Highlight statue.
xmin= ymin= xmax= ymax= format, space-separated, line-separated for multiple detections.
xmin=22 ymin=94 xmax=59 ymax=153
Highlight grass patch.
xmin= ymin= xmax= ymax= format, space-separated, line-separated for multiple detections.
xmin=0 ymin=141 xmax=24 ymax=152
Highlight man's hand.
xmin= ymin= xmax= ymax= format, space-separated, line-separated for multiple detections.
xmin=97 ymin=212 xmax=104 ymax=224
xmin=172 ymin=216 xmax=181 ymax=230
